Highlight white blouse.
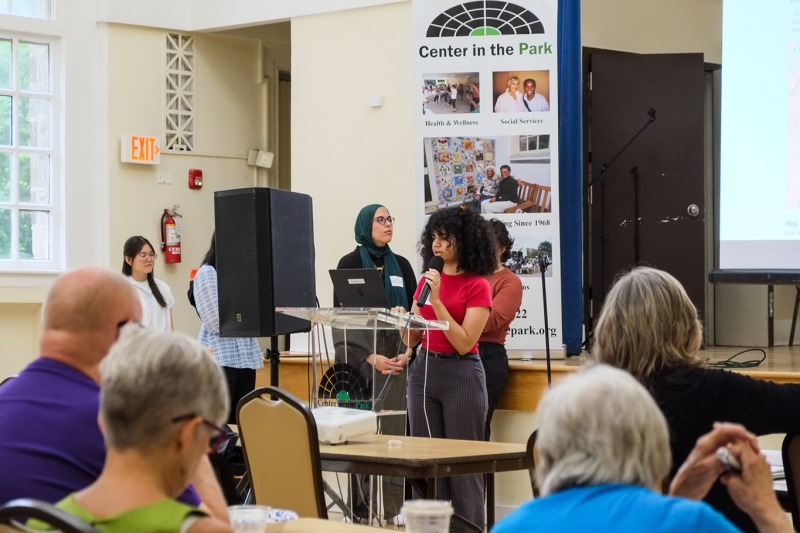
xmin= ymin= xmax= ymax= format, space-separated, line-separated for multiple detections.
xmin=129 ymin=277 xmax=174 ymax=332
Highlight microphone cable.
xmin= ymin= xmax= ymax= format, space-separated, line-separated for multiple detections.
xmin=421 ymin=321 xmax=432 ymax=439
xmin=374 ymin=311 xmax=414 ymax=404
xmin=705 ymin=348 xmax=766 ymax=369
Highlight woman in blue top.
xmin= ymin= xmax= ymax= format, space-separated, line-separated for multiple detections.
xmin=492 ymin=364 xmax=788 ymax=533
xmin=194 ymin=231 xmax=263 ymax=423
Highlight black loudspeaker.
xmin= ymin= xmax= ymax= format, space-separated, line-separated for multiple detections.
xmin=214 ymin=188 xmax=315 ymax=337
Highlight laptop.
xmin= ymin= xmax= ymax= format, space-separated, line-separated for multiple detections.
xmin=329 ymin=268 xmax=389 ymax=308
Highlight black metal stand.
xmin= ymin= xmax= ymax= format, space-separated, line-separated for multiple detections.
xmin=537 ymin=254 xmax=553 ymax=385
xmin=631 ymin=166 xmax=641 ymax=264
xmin=266 ymin=336 xmax=280 ymax=387
xmin=584 ymin=108 xmax=657 ymax=350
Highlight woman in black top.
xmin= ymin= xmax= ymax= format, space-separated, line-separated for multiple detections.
xmin=593 ymin=266 xmax=800 ymax=532
xmin=333 ymin=203 xmax=417 ymax=522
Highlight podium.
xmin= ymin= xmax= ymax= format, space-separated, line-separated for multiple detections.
xmin=277 ymin=307 xmax=448 ymax=522
xmin=276 ymin=307 xmax=448 ymax=408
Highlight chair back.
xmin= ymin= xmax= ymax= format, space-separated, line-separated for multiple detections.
xmin=782 ymin=431 xmax=800 ymax=529
xmin=236 ymin=386 xmax=327 ymax=519
xmin=526 ymin=429 xmax=540 ymax=498
xmin=0 ymin=499 xmax=99 ymax=533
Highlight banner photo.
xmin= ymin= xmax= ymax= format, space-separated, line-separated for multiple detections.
xmin=414 ymin=0 xmax=562 ymax=356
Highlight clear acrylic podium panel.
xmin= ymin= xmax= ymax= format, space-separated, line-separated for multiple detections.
xmin=276 ymin=308 xmax=448 ymax=409
xmin=275 ymin=307 xmax=448 ymax=332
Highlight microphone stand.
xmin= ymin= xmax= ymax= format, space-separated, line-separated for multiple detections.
xmin=584 ymin=108 xmax=657 ymax=349
xmin=631 ymin=166 xmax=640 ymax=264
xmin=537 ymin=254 xmax=553 ymax=385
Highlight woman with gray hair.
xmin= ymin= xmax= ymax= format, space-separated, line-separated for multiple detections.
xmin=491 ymin=365 xmax=789 ymax=532
xmin=593 ymin=266 xmax=800 ymax=532
xmin=43 ymin=325 xmax=233 ymax=533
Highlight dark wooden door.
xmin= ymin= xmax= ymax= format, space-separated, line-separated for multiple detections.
xmin=587 ymin=52 xmax=706 ymax=325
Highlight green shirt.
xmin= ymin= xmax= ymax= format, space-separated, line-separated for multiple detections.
xmin=29 ymin=495 xmax=206 ymax=533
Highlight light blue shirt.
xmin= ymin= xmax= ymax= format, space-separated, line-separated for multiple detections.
xmin=194 ymin=264 xmax=264 ymax=369
xmin=491 ymin=484 xmax=741 ymax=533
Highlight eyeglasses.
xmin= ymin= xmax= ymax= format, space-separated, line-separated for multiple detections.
xmin=171 ymin=413 xmax=230 ymax=453
xmin=137 ymin=252 xmax=157 ymax=260
xmin=374 ymin=216 xmax=396 ymax=226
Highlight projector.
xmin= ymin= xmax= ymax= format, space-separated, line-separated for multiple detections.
xmin=311 ymin=406 xmax=377 ymax=445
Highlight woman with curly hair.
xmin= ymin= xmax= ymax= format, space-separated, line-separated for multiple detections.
xmin=398 ymin=206 xmax=497 ymax=533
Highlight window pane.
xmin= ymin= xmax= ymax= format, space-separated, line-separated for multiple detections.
xmin=539 ymin=135 xmax=550 ymax=149
xmin=0 ymin=39 xmax=11 ymax=89
xmin=0 ymin=95 xmax=10 ymax=146
xmin=0 ymin=0 xmax=52 ymax=19
xmin=0 ymin=208 xmax=9 ymax=259
xmin=19 ymin=209 xmax=48 ymax=260
xmin=19 ymin=41 xmax=49 ymax=93
xmin=18 ymin=153 xmax=48 ymax=204
xmin=0 ymin=152 xmax=9 ymax=201
xmin=19 ymin=96 xmax=49 ymax=148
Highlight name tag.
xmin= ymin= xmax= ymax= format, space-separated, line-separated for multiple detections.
xmin=390 ymin=275 xmax=404 ymax=288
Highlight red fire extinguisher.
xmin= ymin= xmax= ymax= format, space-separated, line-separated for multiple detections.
xmin=160 ymin=207 xmax=182 ymax=264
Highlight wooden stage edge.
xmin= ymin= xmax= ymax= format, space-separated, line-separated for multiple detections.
xmin=257 ymin=345 xmax=800 ymax=412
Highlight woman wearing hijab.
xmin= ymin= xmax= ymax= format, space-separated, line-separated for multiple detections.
xmin=334 ymin=204 xmax=417 ymax=372
xmin=333 ymin=204 xmax=417 ymax=523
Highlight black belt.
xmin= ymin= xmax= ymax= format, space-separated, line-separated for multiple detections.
xmin=424 ymin=350 xmax=478 ymax=360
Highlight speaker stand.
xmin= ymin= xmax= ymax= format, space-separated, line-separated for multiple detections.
xmin=266 ymin=336 xmax=281 ymax=387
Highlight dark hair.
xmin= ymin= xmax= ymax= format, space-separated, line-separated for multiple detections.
xmin=487 ymin=218 xmax=514 ymax=263
xmin=524 ymin=78 xmax=536 ymax=88
xmin=419 ymin=206 xmax=497 ymax=276
xmin=122 ymin=236 xmax=167 ymax=308
xmin=201 ymin=230 xmax=216 ymax=268
xmin=500 ymin=164 xmax=511 ymax=173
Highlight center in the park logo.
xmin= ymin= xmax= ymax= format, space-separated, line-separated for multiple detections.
xmin=427 ymin=1 xmax=545 ymax=37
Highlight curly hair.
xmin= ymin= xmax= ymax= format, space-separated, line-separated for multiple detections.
xmin=419 ymin=206 xmax=497 ymax=276
xmin=487 ymin=218 xmax=514 ymax=263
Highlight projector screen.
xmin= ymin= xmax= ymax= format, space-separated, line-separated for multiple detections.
xmin=718 ymin=1 xmax=800 ymax=270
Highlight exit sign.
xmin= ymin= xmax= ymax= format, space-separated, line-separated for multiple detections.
xmin=121 ymin=135 xmax=161 ymax=165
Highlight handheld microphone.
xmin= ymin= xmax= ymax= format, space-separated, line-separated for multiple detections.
xmin=417 ymin=256 xmax=445 ymax=307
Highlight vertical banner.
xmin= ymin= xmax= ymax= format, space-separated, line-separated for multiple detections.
xmin=414 ymin=0 xmax=562 ymax=356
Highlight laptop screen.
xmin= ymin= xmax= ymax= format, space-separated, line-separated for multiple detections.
xmin=329 ymin=268 xmax=389 ymax=308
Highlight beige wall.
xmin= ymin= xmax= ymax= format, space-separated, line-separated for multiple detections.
xmin=582 ymin=0 xmax=722 ymax=64
xmin=292 ymin=3 xmax=420 ymax=305
xmin=106 ymin=25 xmax=268 ymax=338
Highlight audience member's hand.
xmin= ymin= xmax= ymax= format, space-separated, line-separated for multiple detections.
xmin=720 ymin=441 xmax=791 ymax=533
xmin=668 ymin=422 xmax=758 ymax=500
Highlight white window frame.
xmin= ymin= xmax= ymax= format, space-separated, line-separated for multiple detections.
xmin=0 ymin=31 xmax=62 ymax=272
xmin=509 ymin=134 xmax=551 ymax=162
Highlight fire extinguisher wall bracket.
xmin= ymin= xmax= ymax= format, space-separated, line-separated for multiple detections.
xmin=161 ymin=208 xmax=182 ymax=263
